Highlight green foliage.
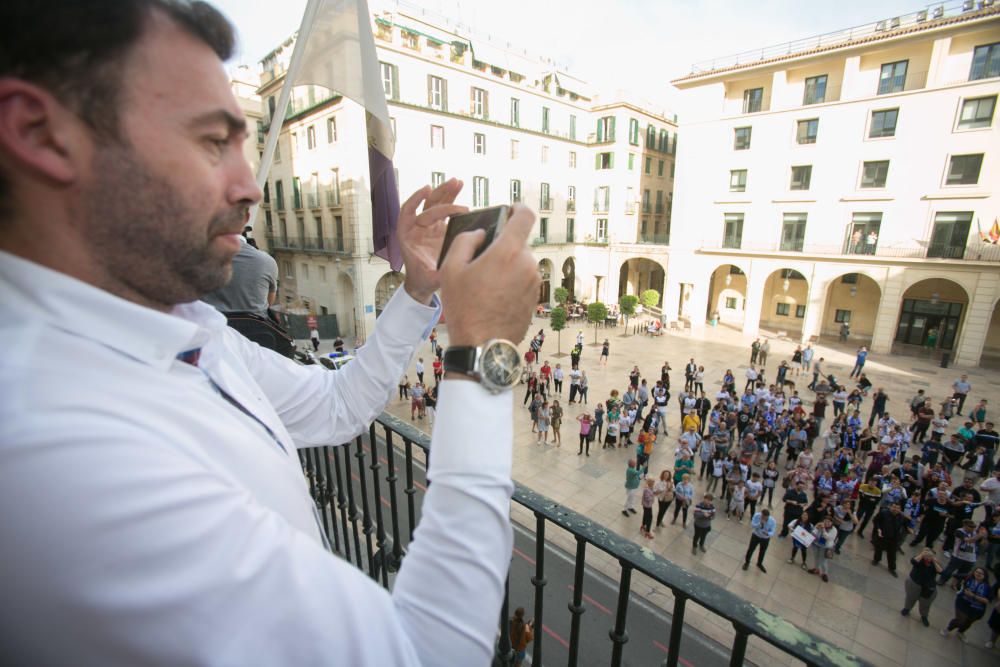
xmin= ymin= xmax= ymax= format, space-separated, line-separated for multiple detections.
xmin=619 ymin=294 xmax=639 ymax=317
xmin=553 ymin=286 xmax=569 ymax=305
xmin=640 ymin=289 xmax=660 ymax=309
xmin=550 ymin=306 xmax=567 ymax=354
xmin=587 ymin=301 xmax=608 ymax=344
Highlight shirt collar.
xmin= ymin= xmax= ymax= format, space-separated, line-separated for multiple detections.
xmin=0 ymin=251 xmax=226 ymax=372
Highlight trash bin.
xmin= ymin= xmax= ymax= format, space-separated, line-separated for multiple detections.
xmin=940 ymin=352 xmax=950 ymax=368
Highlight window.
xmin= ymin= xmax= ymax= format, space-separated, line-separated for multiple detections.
xmin=540 ymin=183 xmax=551 ymax=210
xmin=328 ymin=169 xmax=341 ymax=206
xmin=292 ymin=177 xmax=302 ymax=209
xmin=427 ymin=75 xmax=447 ymax=110
xmin=301 ymin=263 xmax=309 ymax=280
xmin=510 ymin=179 xmax=521 ymax=203
xmin=723 ymin=213 xmax=744 ymax=249
xmin=542 ymin=107 xmax=550 ymax=133
xmin=472 ymin=176 xmax=489 ymax=207
xmin=655 ymin=190 xmax=664 ymax=214
xmin=841 ymin=273 xmax=859 ymax=284
xmin=402 ymin=31 xmax=418 ymax=49
xmin=959 ymin=96 xmax=996 ymax=129
xmin=790 ymin=165 xmax=812 ymax=191
xmin=306 ymin=125 xmax=316 ymax=149
xmin=878 ymin=60 xmax=907 ymax=95
xmin=659 ymin=129 xmax=668 ymax=152
xmin=274 ymin=180 xmax=285 ymax=211
xmin=803 ymin=75 xmax=827 ymax=105
xmin=928 ymin=212 xmax=972 ymax=259
xmin=256 ymin=120 xmax=265 ymax=144
xmin=644 ymin=156 xmax=652 ymax=174
xmin=776 ymin=303 xmax=790 ymax=316
xmin=471 ymin=87 xmax=488 ymax=119
xmin=569 ymin=151 xmax=577 ymax=168
xmin=594 ymin=186 xmax=610 ymax=213
xmin=970 ymin=43 xmax=1000 ymax=81
xmin=319 ymin=265 xmax=327 ymax=282
xmin=474 ymin=133 xmax=486 ymax=154
xmin=835 ymin=309 xmax=851 ymax=323
xmin=861 ymin=160 xmax=889 ymax=188
xmin=946 ymin=154 xmax=983 ymax=185
xmin=596 ymin=218 xmax=608 ymax=241
xmin=327 ymin=117 xmax=337 ymax=143
xmin=380 ymin=62 xmax=398 ymax=100
xmin=734 ymin=126 xmax=751 ymax=150
xmin=646 ymin=125 xmax=656 ymax=149
xmin=540 ymin=146 xmax=549 ymax=163
xmin=869 ymin=109 xmax=898 ymax=138
xmin=743 ymin=87 xmax=763 ymax=113
xmin=725 ymin=297 xmax=737 ymax=309
xmin=334 ymin=215 xmax=344 ymax=251
xmin=596 ymin=152 xmax=614 ymax=169
xmin=729 ymin=169 xmax=747 ymax=192
xmin=566 ymin=218 xmax=575 ymax=243
xmin=538 ymin=217 xmax=548 ymax=242
xmin=567 ymin=186 xmax=576 ymax=211
xmin=510 ymin=139 xmax=519 ymax=159
xmin=844 ymin=213 xmax=881 ymax=254
xmin=431 ymin=172 xmax=445 ymax=188
xmin=569 ymin=115 xmax=576 ymax=139
xmin=510 ymin=98 xmax=520 ymax=126
xmin=597 ymin=116 xmax=615 ymax=142
xmin=795 ymin=305 xmax=806 ymax=318
xmin=628 ymin=118 xmax=640 ymax=145
xmin=628 ymin=153 xmax=635 ymax=170
xmin=642 ymin=189 xmax=651 ymax=213
xmin=283 ymin=261 xmax=294 ymax=279
xmin=657 ymin=160 xmax=664 ymax=177
xmin=431 ymin=125 xmax=444 ymax=149
xmin=780 ymin=212 xmax=807 ymax=251
xmin=796 ymin=118 xmax=818 ymax=144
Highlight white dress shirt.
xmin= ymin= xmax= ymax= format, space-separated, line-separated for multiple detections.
xmin=0 ymin=252 xmax=513 ymax=666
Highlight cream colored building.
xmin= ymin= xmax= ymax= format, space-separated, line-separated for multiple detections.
xmin=254 ymin=7 xmax=676 ymax=341
xmin=669 ymin=3 xmax=1000 ymax=367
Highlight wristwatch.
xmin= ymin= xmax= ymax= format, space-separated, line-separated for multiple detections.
xmin=443 ymin=339 xmax=521 ymax=394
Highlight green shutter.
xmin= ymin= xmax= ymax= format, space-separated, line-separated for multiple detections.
xmin=609 ymin=117 xmax=616 ymax=141
xmin=441 ymin=79 xmax=448 ymax=111
xmin=609 ymin=153 xmax=614 ymax=169
xmin=391 ymin=65 xmax=399 ymax=101
xmin=596 ymin=118 xmax=604 ymax=142
xmin=595 ymin=153 xmax=601 ymax=169
xmin=427 ymin=75 xmax=433 ymax=106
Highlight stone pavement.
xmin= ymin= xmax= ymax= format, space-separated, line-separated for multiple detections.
xmin=373 ymin=318 xmax=999 ymax=667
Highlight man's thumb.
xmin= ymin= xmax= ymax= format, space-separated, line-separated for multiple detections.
xmin=441 ymin=228 xmax=487 ymax=270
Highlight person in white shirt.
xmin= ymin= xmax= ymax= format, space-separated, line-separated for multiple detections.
xmin=0 ymin=4 xmax=541 ymax=666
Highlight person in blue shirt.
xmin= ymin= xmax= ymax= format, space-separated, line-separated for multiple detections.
xmin=941 ymin=567 xmax=993 ymax=642
xmin=743 ymin=509 xmax=777 ymax=573
xmin=849 ymin=347 xmax=868 ymax=379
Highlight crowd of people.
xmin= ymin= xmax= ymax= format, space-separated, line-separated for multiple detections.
xmin=503 ymin=330 xmax=1000 ymax=651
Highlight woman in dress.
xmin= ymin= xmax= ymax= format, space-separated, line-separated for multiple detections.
xmin=535 ymin=401 xmax=550 ymax=444
xmin=654 ymin=470 xmax=675 ymax=528
xmin=550 ymin=400 xmax=563 ymax=447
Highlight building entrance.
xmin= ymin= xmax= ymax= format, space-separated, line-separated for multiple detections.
xmin=894 ymin=299 xmax=963 ymax=350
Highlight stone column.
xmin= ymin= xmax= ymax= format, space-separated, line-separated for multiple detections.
xmin=954 ymin=273 xmax=1000 ymax=367
xmin=799 ymin=275 xmax=828 ymax=344
xmin=870 ymin=269 xmax=904 ymax=355
xmin=742 ymin=264 xmax=767 ymax=337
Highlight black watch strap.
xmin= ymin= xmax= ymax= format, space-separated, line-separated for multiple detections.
xmin=443 ymin=346 xmax=478 ymax=377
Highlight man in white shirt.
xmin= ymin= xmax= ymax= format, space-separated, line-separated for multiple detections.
xmin=0 ymin=3 xmax=539 ymax=666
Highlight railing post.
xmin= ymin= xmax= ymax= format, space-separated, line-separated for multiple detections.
xmin=340 ymin=444 xmax=363 ymax=568
xmin=567 ymin=537 xmax=587 ymax=667
xmin=353 ymin=435 xmax=376 ymax=577
xmin=609 ymin=563 xmax=633 ymax=667
xmin=730 ymin=623 xmax=749 ymax=667
xmin=530 ymin=513 xmax=546 ymax=667
xmin=494 ymin=572 xmax=515 ymax=667
xmin=383 ymin=427 xmax=405 ymax=572
xmin=367 ymin=424 xmax=388 ymax=587
xmin=321 ymin=447 xmax=341 ymax=552
xmin=403 ymin=439 xmax=417 ymax=543
xmin=332 ymin=444 xmax=352 ymax=562
xmin=665 ymin=592 xmax=688 ymax=667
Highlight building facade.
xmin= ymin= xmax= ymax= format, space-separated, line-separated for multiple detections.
xmin=669 ymin=3 xmax=1000 ymax=367
xmin=254 ymin=7 xmax=676 ymax=341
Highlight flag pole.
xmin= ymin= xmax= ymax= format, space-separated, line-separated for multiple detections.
xmin=247 ymin=0 xmax=323 ymax=236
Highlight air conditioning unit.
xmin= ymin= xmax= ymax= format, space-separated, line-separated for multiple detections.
xmin=875 ymin=20 xmax=887 ymax=31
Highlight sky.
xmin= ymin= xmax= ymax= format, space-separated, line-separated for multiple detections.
xmin=213 ymin=0 xmax=924 ymax=116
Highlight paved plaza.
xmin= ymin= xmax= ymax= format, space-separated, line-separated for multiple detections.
xmin=352 ymin=315 xmax=1000 ymax=666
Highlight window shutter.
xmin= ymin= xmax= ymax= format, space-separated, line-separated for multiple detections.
xmin=483 ymin=91 xmax=489 ymax=120
xmin=391 ymin=66 xmax=399 ymax=101
xmin=596 ymin=119 xmax=604 ymax=142
xmin=609 ymin=117 xmax=616 ymax=141
xmin=609 ymin=153 xmax=614 ymax=169
xmin=470 ymin=87 xmax=475 ymax=114
xmin=441 ymin=79 xmax=448 ymax=112
xmin=595 ymin=153 xmax=601 ymax=169
xmin=427 ymin=75 xmax=433 ymax=106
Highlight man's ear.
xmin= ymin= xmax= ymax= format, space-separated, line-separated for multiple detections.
xmin=0 ymin=79 xmax=83 ymax=186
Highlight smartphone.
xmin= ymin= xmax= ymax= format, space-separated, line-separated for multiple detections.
xmin=436 ymin=205 xmax=509 ymax=269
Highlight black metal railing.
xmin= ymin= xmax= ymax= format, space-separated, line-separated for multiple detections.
xmin=297 ymin=413 xmax=870 ymax=667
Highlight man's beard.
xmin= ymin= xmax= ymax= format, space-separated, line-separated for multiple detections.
xmin=81 ymin=143 xmax=245 ymax=308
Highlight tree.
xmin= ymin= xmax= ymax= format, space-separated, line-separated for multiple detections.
xmin=619 ymin=294 xmax=639 ymax=335
xmin=550 ymin=306 xmax=567 ymax=355
xmin=587 ymin=302 xmax=608 ymax=344
xmin=554 ymin=286 xmax=569 ymax=307
xmin=640 ymin=289 xmax=660 ymax=311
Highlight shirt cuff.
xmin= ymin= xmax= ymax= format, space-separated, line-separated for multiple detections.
xmin=379 ymin=288 xmax=441 ymax=345
xmin=429 ymin=380 xmax=512 ymax=476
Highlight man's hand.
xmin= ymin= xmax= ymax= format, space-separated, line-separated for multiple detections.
xmin=439 ymin=204 xmax=540 ymax=347
xmin=398 ymin=179 xmax=468 ymax=305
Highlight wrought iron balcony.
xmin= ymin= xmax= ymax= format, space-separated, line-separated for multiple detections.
xmin=298 ymin=413 xmax=868 ymax=667
xmin=700 ymin=240 xmax=1000 ymax=261
xmin=637 ymin=233 xmax=671 ymax=245
xmin=266 ymin=236 xmax=347 ymax=254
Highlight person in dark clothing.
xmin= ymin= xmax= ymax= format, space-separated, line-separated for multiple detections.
xmin=855 ymin=482 xmax=882 ymax=538
xmin=910 ymin=483 xmax=952 ymax=548
xmin=779 ymin=482 xmax=808 ymax=538
xmin=872 ymin=503 xmax=908 ymax=576
xmin=900 ymin=548 xmax=943 ymax=627
xmin=942 ymin=478 xmax=982 ymax=553
xmin=869 ymin=389 xmax=889 ymax=428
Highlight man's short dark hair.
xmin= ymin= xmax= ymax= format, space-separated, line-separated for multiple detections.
xmin=0 ymin=1 xmax=235 ymax=217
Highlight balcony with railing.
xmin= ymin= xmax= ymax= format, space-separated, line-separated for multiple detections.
xmin=637 ymin=233 xmax=671 ymax=245
xmin=326 ymin=189 xmax=342 ymax=208
xmin=567 ymin=200 xmax=576 ymax=212
xmin=700 ymin=239 xmax=1000 ymax=261
xmin=306 ymin=193 xmax=320 ymax=209
xmin=296 ymin=413 xmax=868 ymax=667
xmin=267 ymin=235 xmax=347 ymax=254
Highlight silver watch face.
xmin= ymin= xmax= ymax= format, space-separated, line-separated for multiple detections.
xmin=480 ymin=340 xmax=521 ymax=391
